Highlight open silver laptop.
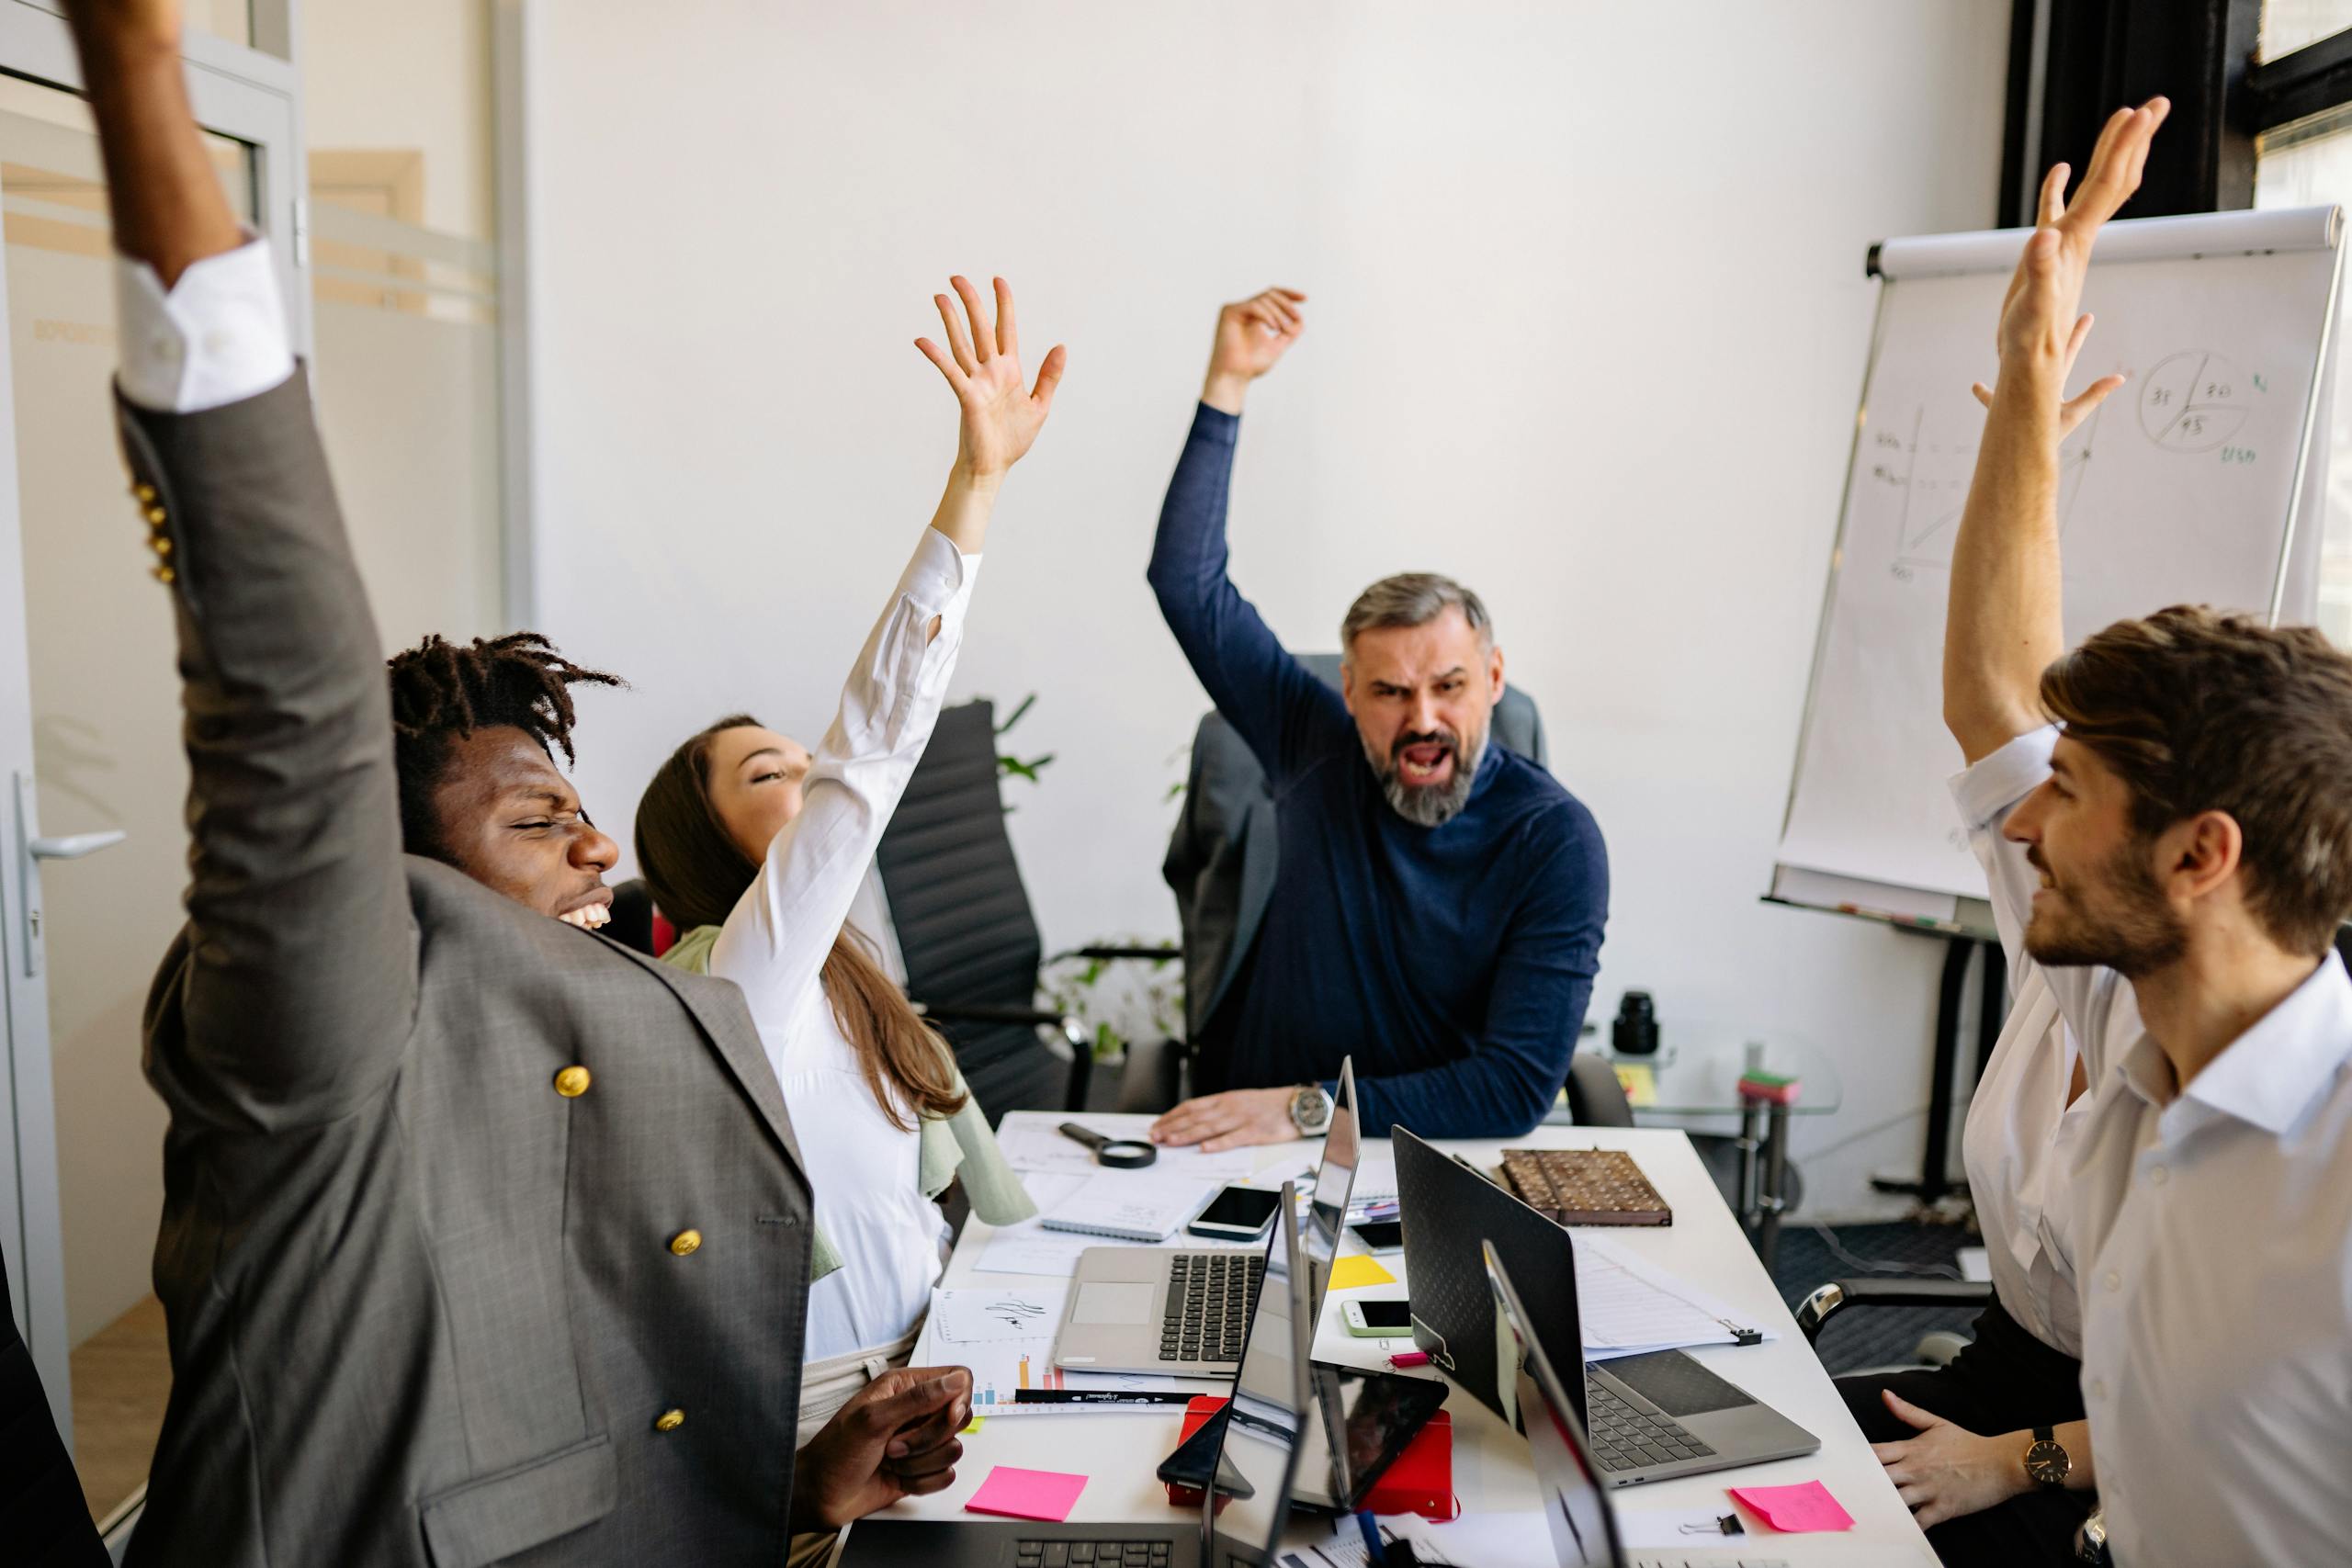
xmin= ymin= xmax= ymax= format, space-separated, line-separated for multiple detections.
xmin=1056 ymin=1059 xmax=1359 ymax=1378
xmin=1487 ymin=1245 xmax=1788 ymax=1568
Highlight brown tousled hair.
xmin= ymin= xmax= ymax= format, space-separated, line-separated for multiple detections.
xmin=635 ymin=715 xmax=966 ymax=1130
xmin=2040 ymin=604 xmax=2352 ymax=957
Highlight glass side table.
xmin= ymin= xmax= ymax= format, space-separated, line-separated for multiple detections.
xmin=1552 ymin=1031 xmax=1842 ymax=1270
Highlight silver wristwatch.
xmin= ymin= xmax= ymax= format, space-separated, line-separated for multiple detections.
xmin=1288 ymin=1084 xmax=1334 ymax=1136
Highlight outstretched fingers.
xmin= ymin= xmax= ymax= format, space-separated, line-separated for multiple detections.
xmin=993 ymin=276 xmax=1018 ymax=358
xmin=934 ymin=293 xmax=979 ymax=377
xmin=2059 ymin=371 xmax=2128 ymax=435
xmin=950 ymin=276 xmax=994 ymax=364
xmin=914 ymin=335 xmax=970 ymax=393
xmin=1030 ymin=343 xmax=1068 ymax=412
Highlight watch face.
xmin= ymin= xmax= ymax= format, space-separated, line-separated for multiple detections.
xmin=2026 ymin=1439 xmax=2070 ymax=1486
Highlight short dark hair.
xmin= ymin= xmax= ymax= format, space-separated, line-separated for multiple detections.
xmin=385 ymin=632 xmax=623 ymax=860
xmin=1340 ymin=572 xmax=1492 ymax=660
xmin=2041 ymin=604 xmax=2352 ymax=956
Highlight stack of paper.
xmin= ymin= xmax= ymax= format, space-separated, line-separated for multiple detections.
xmin=1574 ymin=1233 xmax=1780 ymax=1359
xmin=918 ymin=1282 xmax=1214 ymax=1412
xmin=995 ymin=1115 xmax=1260 ymax=1183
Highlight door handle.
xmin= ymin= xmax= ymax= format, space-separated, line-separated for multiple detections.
xmin=29 ymin=830 xmax=126 ymax=861
xmin=15 ymin=771 xmax=127 ymax=978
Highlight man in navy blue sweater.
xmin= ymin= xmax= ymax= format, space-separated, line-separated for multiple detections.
xmin=1146 ymin=288 xmax=1609 ymax=1149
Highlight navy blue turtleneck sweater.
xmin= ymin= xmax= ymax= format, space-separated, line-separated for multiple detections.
xmin=1148 ymin=403 xmax=1609 ymax=1138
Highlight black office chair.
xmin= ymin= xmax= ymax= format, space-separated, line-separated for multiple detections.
xmin=1102 ymin=654 xmax=1632 ymax=1128
xmin=0 ymin=1250 xmax=109 ymax=1566
xmin=875 ymin=698 xmax=1091 ymax=1122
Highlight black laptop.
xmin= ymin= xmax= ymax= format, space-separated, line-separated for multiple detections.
xmin=1393 ymin=1129 xmax=1816 ymax=1487
xmin=1485 ymin=1245 xmax=1787 ymax=1568
xmin=839 ymin=1185 xmax=1314 ymax=1568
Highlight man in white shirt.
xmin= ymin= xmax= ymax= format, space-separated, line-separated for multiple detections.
xmin=1930 ymin=94 xmax=2352 ymax=1568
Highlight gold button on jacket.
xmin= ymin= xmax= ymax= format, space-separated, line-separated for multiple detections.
xmin=553 ymin=1065 xmax=592 ymax=1098
xmin=655 ymin=1408 xmax=685 ymax=1433
xmin=670 ymin=1230 xmax=702 ymax=1257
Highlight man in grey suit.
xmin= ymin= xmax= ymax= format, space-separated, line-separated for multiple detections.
xmin=67 ymin=3 xmax=978 ymax=1561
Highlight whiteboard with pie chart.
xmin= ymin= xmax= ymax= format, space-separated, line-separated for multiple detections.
xmin=1773 ymin=205 xmax=2345 ymax=921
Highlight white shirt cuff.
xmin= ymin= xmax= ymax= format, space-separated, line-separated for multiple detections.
xmin=1949 ymin=725 xmax=2059 ymax=834
xmin=902 ymin=526 xmax=982 ymax=615
xmin=115 ymin=235 xmax=295 ymax=413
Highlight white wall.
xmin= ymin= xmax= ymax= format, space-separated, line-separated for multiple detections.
xmin=302 ymin=0 xmax=494 ymax=239
xmin=526 ymin=0 xmax=2011 ymax=1218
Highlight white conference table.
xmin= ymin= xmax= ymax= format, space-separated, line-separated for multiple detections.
xmin=870 ymin=1116 xmax=1934 ymax=1566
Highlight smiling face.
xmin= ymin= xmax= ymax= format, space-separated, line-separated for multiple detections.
xmin=1340 ymin=605 xmax=1506 ymax=828
xmin=700 ymin=724 xmax=814 ymax=866
xmin=2004 ymin=734 xmax=2187 ymax=976
xmin=426 ymin=725 xmax=619 ymax=927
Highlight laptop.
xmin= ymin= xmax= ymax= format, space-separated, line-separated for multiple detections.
xmin=1393 ymin=1128 xmax=1817 ymax=1486
xmin=1057 ymin=1060 xmax=1360 ymax=1377
xmin=1485 ymin=1245 xmax=1787 ymax=1568
xmin=841 ymin=1186 xmax=1313 ymax=1568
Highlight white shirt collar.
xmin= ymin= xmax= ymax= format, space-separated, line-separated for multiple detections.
xmin=2117 ymin=950 xmax=2352 ymax=1140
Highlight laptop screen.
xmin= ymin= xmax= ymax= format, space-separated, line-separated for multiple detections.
xmin=1305 ymin=1058 xmax=1360 ymax=1267
xmin=1485 ymin=1243 xmax=1625 ymax=1568
xmin=1204 ymin=1185 xmax=1311 ymax=1566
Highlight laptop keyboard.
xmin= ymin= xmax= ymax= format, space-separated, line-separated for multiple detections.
xmin=1584 ymin=1377 xmax=1717 ymax=1473
xmin=1015 ymin=1540 xmax=1171 ymax=1568
xmin=1159 ymin=1251 xmax=1264 ymax=1364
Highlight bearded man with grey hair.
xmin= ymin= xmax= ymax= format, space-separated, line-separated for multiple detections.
xmin=1144 ymin=288 xmax=1609 ymax=1151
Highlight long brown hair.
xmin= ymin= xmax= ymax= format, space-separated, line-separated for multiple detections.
xmin=635 ymin=715 xmax=967 ymax=1130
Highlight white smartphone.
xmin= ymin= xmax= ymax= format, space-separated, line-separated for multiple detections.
xmin=1341 ymin=1299 xmax=1415 ymax=1337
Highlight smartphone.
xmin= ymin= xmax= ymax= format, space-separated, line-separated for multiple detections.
xmin=1341 ymin=1299 xmax=1415 ymax=1337
xmin=1348 ymin=1219 xmax=1404 ymax=1254
xmin=1186 ymin=1184 xmax=1284 ymax=1240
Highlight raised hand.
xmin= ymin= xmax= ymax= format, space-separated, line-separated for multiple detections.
xmin=62 ymin=0 xmax=183 ymax=53
xmin=1977 ymin=97 xmax=2168 ymax=429
xmin=1202 ymin=288 xmax=1307 ymax=413
xmin=915 ymin=276 xmax=1067 ymax=482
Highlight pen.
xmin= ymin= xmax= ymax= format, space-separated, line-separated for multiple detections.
xmin=1011 ymin=1389 xmax=1197 ymax=1406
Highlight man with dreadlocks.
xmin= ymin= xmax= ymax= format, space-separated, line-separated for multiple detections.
xmin=64 ymin=3 xmax=1059 ymax=1562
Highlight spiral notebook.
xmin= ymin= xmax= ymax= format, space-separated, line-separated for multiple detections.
xmin=1037 ymin=1172 xmax=1214 ymax=1243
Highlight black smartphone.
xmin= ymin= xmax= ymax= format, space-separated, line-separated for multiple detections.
xmin=1348 ymin=1218 xmax=1404 ymax=1253
xmin=1187 ymin=1184 xmax=1283 ymax=1240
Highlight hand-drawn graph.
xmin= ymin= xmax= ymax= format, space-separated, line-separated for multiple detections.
xmin=2138 ymin=351 xmax=2249 ymax=453
xmin=1870 ymin=399 xmax=2101 ymax=577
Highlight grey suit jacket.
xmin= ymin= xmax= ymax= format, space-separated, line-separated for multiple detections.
xmin=1161 ymin=653 xmax=1548 ymax=1041
xmin=118 ymin=373 xmax=816 ymax=1567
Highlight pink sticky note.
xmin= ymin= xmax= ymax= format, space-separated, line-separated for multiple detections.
xmin=966 ymin=1465 xmax=1090 ymax=1523
xmin=1728 ymin=1481 xmax=1855 ymax=1533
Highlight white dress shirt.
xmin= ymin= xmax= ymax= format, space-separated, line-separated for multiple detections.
xmin=1956 ymin=726 xmax=2352 ymax=1568
xmin=114 ymin=237 xmax=294 ymax=412
xmin=708 ymin=528 xmax=980 ymax=1363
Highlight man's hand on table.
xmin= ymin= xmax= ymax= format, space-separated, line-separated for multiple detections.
xmin=1149 ymin=1087 xmax=1298 ymax=1152
xmin=790 ymin=1367 xmax=974 ymax=1532
xmin=1869 ymin=1390 xmax=2028 ymax=1529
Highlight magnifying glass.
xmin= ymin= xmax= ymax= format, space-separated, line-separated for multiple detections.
xmin=1058 ymin=1121 xmax=1158 ymax=1169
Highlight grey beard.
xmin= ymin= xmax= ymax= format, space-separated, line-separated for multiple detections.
xmin=1370 ymin=731 xmax=1487 ymax=828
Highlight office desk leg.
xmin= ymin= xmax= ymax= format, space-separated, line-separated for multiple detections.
xmin=1757 ymin=1101 xmax=1792 ymax=1271
xmin=1736 ymin=1101 xmax=1762 ymax=1229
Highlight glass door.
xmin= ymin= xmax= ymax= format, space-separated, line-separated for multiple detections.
xmin=0 ymin=5 xmax=301 ymax=1540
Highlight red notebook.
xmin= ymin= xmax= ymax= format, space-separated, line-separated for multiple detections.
xmin=1163 ymin=1396 xmax=1457 ymax=1521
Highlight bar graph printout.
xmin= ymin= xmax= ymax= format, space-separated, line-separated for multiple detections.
xmin=921 ymin=1283 xmax=1212 ymax=1413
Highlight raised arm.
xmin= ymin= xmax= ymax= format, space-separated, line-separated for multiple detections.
xmin=1146 ymin=289 xmax=1334 ymax=772
xmin=709 ymin=278 xmax=1062 ymax=1028
xmin=1942 ymin=101 xmax=2165 ymax=763
xmin=74 ymin=0 xmax=415 ymax=1124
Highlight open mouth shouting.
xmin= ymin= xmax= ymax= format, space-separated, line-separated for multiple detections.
xmin=1393 ymin=732 xmax=1457 ymax=788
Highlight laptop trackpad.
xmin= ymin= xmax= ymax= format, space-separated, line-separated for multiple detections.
xmin=1073 ymin=1283 xmax=1154 ymax=1325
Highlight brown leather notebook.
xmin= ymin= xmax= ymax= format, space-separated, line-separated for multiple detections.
xmin=1498 ymin=1148 xmax=1672 ymax=1226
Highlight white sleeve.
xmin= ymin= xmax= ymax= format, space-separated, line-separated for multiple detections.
xmin=707 ymin=528 xmax=981 ymax=1043
xmin=1948 ymin=725 xmax=2134 ymax=1081
xmin=114 ymin=236 xmax=296 ymax=413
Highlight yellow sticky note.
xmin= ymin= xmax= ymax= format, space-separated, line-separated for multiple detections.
xmin=961 ymin=1415 xmax=987 ymax=1436
xmin=1328 ymin=1254 xmax=1397 ymax=1291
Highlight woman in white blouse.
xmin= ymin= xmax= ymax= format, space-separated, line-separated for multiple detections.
xmin=635 ymin=276 xmax=1062 ymax=1431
